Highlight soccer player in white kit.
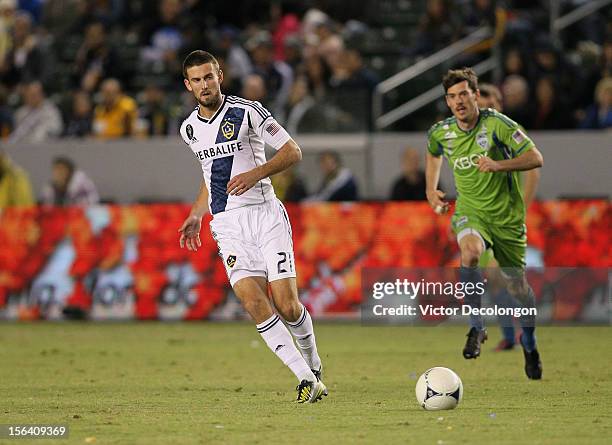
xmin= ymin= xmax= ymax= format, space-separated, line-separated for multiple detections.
xmin=177 ymin=50 xmax=327 ymax=403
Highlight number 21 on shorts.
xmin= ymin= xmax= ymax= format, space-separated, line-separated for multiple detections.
xmin=277 ymin=252 xmax=294 ymax=274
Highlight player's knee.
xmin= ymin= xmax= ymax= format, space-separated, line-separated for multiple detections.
xmin=276 ymin=298 xmax=302 ymax=323
xmin=461 ymin=249 xmax=481 ymax=268
xmin=459 ymin=239 xmax=483 ymax=267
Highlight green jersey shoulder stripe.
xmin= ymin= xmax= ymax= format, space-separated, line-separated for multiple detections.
xmin=481 ymin=108 xmax=516 ymax=128
xmin=427 ymin=116 xmax=456 ymax=136
xmin=427 ymin=116 xmax=457 ymax=157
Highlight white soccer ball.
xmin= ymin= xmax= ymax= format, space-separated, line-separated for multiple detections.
xmin=415 ymin=367 xmax=463 ymax=410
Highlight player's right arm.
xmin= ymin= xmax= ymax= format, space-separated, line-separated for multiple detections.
xmin=179 ymin=180 xmax=209 ymax=252
xmin=178 ymin=119 xmax=208 ymax=251
xmin=425 ymin=127 xmax=448 ymax=213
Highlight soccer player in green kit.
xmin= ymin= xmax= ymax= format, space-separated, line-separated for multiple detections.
xmin=426 ymin=68 xmax=543 ymax=379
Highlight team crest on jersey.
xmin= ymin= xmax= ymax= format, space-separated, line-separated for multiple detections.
xmin=186 ymin=124 xmax=194 ymax=140
xmin=221 ymin=120 xmax=235 ymax=140
xmin=476 ymin=127 xmax=488 ymax=149
xmin=444 ymin=131 xmax=457 ymax=139
xmin=226 ymin=255 xmax=236 ymax=268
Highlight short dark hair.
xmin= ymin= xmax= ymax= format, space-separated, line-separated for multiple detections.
xmin=182 ymin=50 xmax=220 ymax=79
xmin=442 ymin=67 xmax=479 ymax=93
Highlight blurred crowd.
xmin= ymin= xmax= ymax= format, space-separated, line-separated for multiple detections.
xmin=0 ymin=0 xmax=611 ymax=208
xmin=0 ymin=0 xmax=607 ymax=144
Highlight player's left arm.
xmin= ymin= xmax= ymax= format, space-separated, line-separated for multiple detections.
xmin=227 ymin=138 xmax=301 ymax=196
xmin=478 ymin=147 xmax=543 ymax=173
xmin=227 ymin=107 xmax=298 ymax=196
xmin=478 ymin=121 xmax=543 ymax=173
xmin=522 ymin=168 xmax=540 ymax=207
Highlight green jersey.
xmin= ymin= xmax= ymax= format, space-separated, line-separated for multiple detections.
xmin=427 ymin=109 xmax=535 ymax=226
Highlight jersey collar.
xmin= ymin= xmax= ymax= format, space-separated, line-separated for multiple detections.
xmin=197 ymin=95 xmax=227 ymax=124
xmin=457 ymin=109 xmax=482 ymax=133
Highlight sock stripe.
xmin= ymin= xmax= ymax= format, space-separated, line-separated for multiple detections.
xmin=287 ymin=307 xmax=307 ymax=328
xmin=257 ymin=315 xmax=281 ymax=333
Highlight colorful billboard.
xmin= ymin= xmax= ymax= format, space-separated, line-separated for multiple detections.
xmin=0 ymin=201 xmax=609 ymax=321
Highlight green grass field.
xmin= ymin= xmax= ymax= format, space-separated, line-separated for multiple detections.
xmin=1 ymin=323 xmax=611 ymax=445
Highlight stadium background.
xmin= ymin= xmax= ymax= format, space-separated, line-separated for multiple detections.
xmin=0 ymin=0 xmax=610 ymax=322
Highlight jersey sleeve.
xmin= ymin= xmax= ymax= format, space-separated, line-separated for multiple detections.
xmin=179 ymin=120 xmax=190 ymax=145
xmin=248 ymin=101 xmax=291 ymax=150
xmin=426 ymin=126 xmax=444 ymax=157
xmin=494 ymin=113 xmax=535 ymax=156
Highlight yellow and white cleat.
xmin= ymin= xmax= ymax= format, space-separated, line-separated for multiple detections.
xmin=296 ymin=379 xmax=328 ymax=403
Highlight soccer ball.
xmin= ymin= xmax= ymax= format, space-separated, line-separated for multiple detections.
xmin=415 ymin=367 xmax=463 ymax=410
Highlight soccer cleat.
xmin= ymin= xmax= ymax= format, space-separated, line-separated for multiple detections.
xmin=296 ymin=379 xmax=328 ymax=403
xmin=463 ymin=327 xmax=488 ymax=359
xmin=521 ymin=341 xmax=542 ymax=380
xmin=494 ymin=338 xmax=515 ymax=352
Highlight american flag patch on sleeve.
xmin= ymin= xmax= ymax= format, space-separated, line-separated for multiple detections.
xmin=265 ymin=121 xmax=281 ymax=136
xmin=512 ymin=129 xmax=526 ymax=144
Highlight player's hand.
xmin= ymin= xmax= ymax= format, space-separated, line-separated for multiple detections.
xmin=478 ymin=156 xmax=502 ymax=172
xmin=227 ymin=170 xmax=260 ymax=196
xmin=426 ymin=189 xmax=449 ymax=214
xmin=178 ymin=215 xmax=202 ymax=251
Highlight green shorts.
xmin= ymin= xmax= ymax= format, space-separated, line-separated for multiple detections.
xmin=451 ymin=212 xmax=527 ymax=270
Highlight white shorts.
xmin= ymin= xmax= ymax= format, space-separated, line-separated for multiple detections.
xmin=209 ymin=198 xmax=296 ymax=287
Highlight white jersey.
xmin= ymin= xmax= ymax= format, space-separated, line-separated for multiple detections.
xmin=180 ymin=95 xmax=291 ymax=215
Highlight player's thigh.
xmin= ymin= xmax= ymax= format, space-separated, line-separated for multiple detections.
xmin=458 ymin=233 xmax=485 ymax=252
xmin=452 ymin=213 xmax=492 ymax=264
xmin=232 ymin=276 xmax=275 ymax=323
xmin=269 ymin=277 xmax=301 ymax=322
xmin=260 ymin=200 xmax=297 ymax=282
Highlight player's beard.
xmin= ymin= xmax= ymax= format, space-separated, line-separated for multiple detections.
xmin=198 ymin=91 xmax=222 ymax=112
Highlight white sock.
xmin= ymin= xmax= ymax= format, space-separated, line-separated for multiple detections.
xmin=285 ymin=305 xmax=322 ymax=372
xmin=257 ymin=314 xmax=315 ymax=382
